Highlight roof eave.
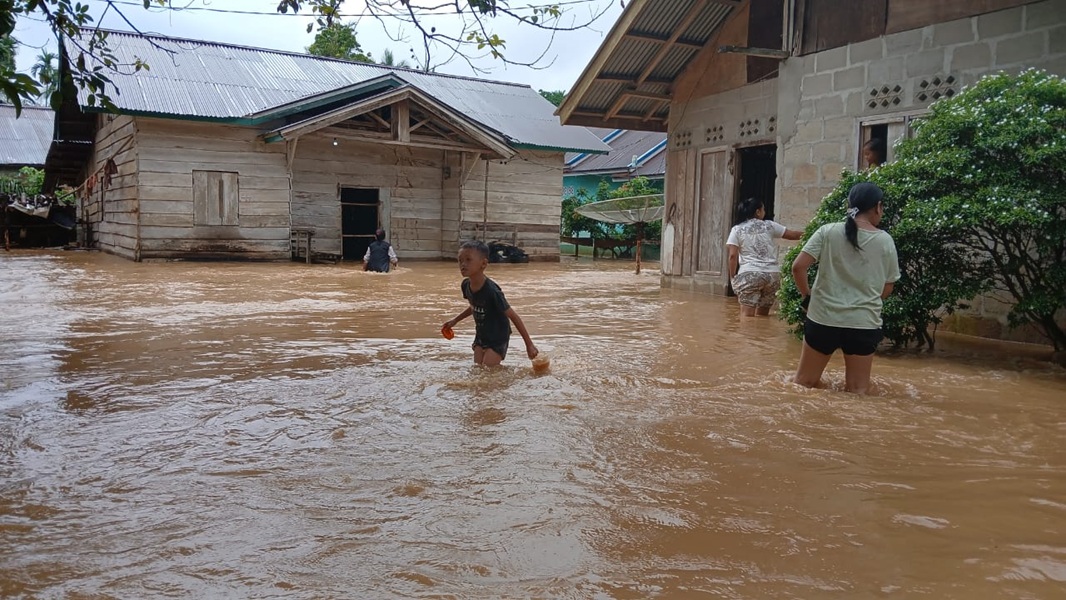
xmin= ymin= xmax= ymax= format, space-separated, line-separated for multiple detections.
xmin=557 ymin=0 xmax=653 ymax=125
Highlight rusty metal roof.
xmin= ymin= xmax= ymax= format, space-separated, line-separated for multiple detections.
xmin=0 ymin=105 xmax=54 ymax=167
xmin=64 ymin=30 xmax=609 ymax=154
xmin=558 ymin=0 xmax=740 ymax=132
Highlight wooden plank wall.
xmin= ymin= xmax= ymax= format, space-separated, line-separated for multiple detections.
xmin=459 ymin=150 xmax=564 ymax=260
xmin=440 ymin=150 xmax=465 ymax=256
xmin=290 ymin=134 xmax=445 ymax=259
xmin=135 ymin=118 xmax=291 ymax=260
xmin=85 ymin=114 xmax=138 ymax=259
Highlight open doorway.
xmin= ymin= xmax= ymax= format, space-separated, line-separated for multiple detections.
xmin=340 ymin=187 xmax=379 ymax=261
xmin=734 ymin=144 xmax=778 ymax=222
xmin=728 ymin=144 xmax=778 ymax=296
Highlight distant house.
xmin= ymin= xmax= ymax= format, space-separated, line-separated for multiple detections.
xmin=0 ymin=105 xmax=53 ymax=173
xmin=563 ymin=127 xmax=666 ymax=199
xmin=560 ymin=0 xmax=1066 ymax=299
xmin=45 ymin=30 xmax=608 ymax=262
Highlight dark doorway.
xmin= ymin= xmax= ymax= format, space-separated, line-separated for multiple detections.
xmin=340 ymin=187 xmax=379 ymax=261
xmin=734 ymin=144 xmax=778 ymax=222
xmin=728 ymin=144 xmax=778 ymax=297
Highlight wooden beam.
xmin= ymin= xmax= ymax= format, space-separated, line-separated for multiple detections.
xmin=557 ymin=0 xmax=653 ymax=124
xmin=604 ymin=89 xmax=673 ymax=121
xmin=596 ymin=73 xmax=674 ymax=85
xmin=410 ymin=117 xmax=432 ymax=132
xmin=326 ymin=128 xmax=500 ymax=156
xmin=569 ymin=112 xmax=668 ymax=132
xmin=625 ymin=90 xmax=672 ymax=102
xmin=392 ymin=99 xmax=410 ymax=143
xmin=717 ymin=45 xmax=791 ymax=58
xmin=642 ymin=99 xmax=669 ymax=122
xmin=624 ymin=31 xmax=704 ymax=49
xmin=637 ymin=0 xmax=708 ymax=85
xmin=285 ymin=138 xmax=299 ymax=172
xmin=367 ymin=111 xmax=391 ymax=130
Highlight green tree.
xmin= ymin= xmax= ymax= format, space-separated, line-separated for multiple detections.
xmin=0 ymin=34 xmax=15 ymax=73
xmin=538 ymin=89 xmax=565 ymax=106
xmin=561 ymin=177 xmax=663 ymax=242
xmin=379 ymin=48 xmax=412 ymax=69
xmin=780 ymin=69 xmax=1066 ymax=352
xmin=307 ymin=23 xmax=372 ymax=62
xmin=31 ymin=50 xmax=58 ymax=106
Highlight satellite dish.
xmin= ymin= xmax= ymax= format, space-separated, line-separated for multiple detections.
xmin=574 ymin=194 xmax=664 ymax=274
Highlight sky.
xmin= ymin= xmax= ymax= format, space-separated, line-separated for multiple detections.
xmin=12 ymin=0 xmax=623 ymax=92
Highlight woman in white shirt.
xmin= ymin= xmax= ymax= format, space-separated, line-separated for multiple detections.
xmin=726 ymin=197 xmax=803 ymax=316
xmin=791 ymin=182 xmax=901 ymax=394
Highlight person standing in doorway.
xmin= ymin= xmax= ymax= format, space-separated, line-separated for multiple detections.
xmin=791 ymin=182 xmax=900 ymax=394
xmin=363 ymin=229 xmax=398 ymax=272
xmin=726 ymin=197 xmax=803 ymax=316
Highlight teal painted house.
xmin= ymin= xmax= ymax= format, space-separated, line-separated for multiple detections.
xmin=563 ymin=127 xmax=666 ymax=199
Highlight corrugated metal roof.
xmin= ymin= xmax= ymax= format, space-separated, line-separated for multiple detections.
xmin=558 ymin=0 xmax=741 ymax=131
xmin=66 ymin=30 xmax=609 ymax=154
xmin=565 ymin=129 xmax=666 ymax=176
xmin=0 ymin=105 xmax=53 ymax=167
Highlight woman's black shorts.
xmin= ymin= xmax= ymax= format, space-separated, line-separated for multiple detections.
xmin=803 ymin=319 xmax=883 ymax=356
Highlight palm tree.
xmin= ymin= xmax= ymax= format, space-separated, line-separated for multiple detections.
xmin=31 ymin=51 xmax=58 ymax=105
xmin=379 ymin=49 xmax=412 ymax=69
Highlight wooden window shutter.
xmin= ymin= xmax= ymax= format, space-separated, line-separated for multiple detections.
xmin=193 ymin=170 xmax=239 ymax=226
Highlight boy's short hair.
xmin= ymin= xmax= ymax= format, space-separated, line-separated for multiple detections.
xmin=460 ymin=239 xmax=490 ymax=259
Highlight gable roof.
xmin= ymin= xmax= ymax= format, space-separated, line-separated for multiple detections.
xmin=565 ymin=128 xmax=667 ymax=178
xmin=63 ymin=30 xmax=609 ymax=154
xmin=263 ymin=84 xmax=515 ymax=159
xmin=0 ymin=105 xmax=54 ymax=167
xmin=557 ymin=0 xmax=741 ymax=131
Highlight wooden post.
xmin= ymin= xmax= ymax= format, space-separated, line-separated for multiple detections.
xmin=482 ymin=160 xmax=489 ymax=237
xmin=392 ymin=100 xmax=410 ymax=143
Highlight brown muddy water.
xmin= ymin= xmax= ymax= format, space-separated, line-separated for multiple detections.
xmin=1 ymin=250 xmax=1065 ymax=599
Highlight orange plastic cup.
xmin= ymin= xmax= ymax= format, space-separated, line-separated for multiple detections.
xmin=441 ymin=325 xmax=455 ymax=340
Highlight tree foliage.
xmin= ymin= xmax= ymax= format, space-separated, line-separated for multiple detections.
xmin=0 ymin=166 xmax=45 ymax=195
xmin=306 ymin=22 xmax=372 ymax=62
xmin=538 ymin=89 xmax=565 ymax=106
xmin=1 ymin=1 xmax=607 ymax=115
xmin=562 ymin=177 xmax=663 ymax=242
xmin=780 ymin=69 xmax=1066 ymax=351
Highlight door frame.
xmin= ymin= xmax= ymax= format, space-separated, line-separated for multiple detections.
xmin=338 ymin=186 xmax=391 ymax=261
xmin=693 ymin=145 xmax=733 ymax=277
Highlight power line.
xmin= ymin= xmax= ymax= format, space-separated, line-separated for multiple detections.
xmin=105 ymin=0 xmax=603 ymax=19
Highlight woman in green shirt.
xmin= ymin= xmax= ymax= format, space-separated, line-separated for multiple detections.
xmin=791 ymin=182 xmax=901 ymax=394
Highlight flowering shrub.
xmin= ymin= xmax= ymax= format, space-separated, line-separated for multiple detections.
xmin=781 ymin=69 xmax=1066 ymax=351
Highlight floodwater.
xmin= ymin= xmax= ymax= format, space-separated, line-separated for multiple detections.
xmin=1 ymin=251 xmax=1065 ymax=599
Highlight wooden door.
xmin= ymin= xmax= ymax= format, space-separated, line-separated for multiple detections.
xmin=695 ymin=150 xmax=732 ymax=275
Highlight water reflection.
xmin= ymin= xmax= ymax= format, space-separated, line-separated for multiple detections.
xmin=0 ymin=250 xmax=1064 ymax=598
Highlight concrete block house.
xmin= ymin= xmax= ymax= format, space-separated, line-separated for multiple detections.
xmin=44 ymin=30 xmax=608 ymax=262
xmin=559 ymin=0 xmax=1066 ymax=341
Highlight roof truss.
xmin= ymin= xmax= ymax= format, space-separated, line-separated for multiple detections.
xmin=263 ymin=85 xmax=514 ymax=159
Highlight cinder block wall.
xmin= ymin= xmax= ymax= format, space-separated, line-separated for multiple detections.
xmin=776 ymin=0 xmax=1066 ymax=228
xmin=775 ymin=0 xmax=1066 ymax=346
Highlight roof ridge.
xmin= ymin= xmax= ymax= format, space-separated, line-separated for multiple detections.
xmin=80 ymin=27 xmax=535 ymax=90
xmin=0 ymin=104 xmax=53 ymax=111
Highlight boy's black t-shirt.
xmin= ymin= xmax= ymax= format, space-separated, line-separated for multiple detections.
xmin=462 ymin=277 xmax=511 ymax=345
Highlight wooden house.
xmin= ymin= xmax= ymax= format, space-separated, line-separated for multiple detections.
xmin=44 ymin=30 xmax=609 ymax=262
xmin=560 ymin=0 xmax=1065 ymax=291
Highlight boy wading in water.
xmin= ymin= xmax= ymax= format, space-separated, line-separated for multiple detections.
xmin=443 ymin=240 xmax=539 ymax=366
